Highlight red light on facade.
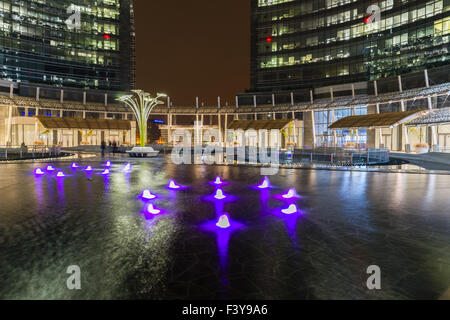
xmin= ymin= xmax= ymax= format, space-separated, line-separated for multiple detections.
xmin=266 ymin=37 xmax=273 ymax=42
xmin=103 ymin=34 xmax=111 ymax=40
xmin=364 ymin=15 xmax=372 ymax=24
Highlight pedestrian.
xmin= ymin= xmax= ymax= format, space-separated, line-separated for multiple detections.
xmin=101 ymin=141 xmax=106 ymax=158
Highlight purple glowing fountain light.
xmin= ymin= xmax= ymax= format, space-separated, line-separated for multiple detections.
xmin=56 ymin=171 xmax=66 ymax=178
xmin=147 ymin=203 xmax=161 ymax=215
xmin=168 ymin=180 xmax=181 ymax=190
xmin=71 ymin=163 xmax=79 ymax=169
xmin=282 ymin=188 xmax=299 ymax=199
xmin=101 ymin=169 xmax=110 ymax=175
xmin=257 ymin=177 xmax=271 ymax=189
xmin=282 ymin=204 xmax=299 ymax=215
xmin=214 ymin=189 xmax=227 ymax=200
xmin=46 ymin=165 xmax=55 ymax=172
xmin=122 ymin=163 xmax=132 ymax=172
xmin=34 ymin=168 xmax=45 ymax=175
xmin=214 ymin=176 xmax=224 ymax=185
xmin=105 ymin=161 xmax=111 ymax=168
xmin=216 ymin=214 xmax=231 ymax=229
xmin=84 ymin=166 xmax=93 ymax=172
xmin=141 ymin=189 xmax=156 ymax=200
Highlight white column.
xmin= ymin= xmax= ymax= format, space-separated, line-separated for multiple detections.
xmin=200 ymin=114 xmax=204 ymax=145
xmin=168 ymin=113 xmax=172 ymax=145
xmin=376 ymin=103 xmax=383 ymax=148
xmin=351 ymin=84 xmax=355 ymax=99
xmin=292 ymin=111 xmax=296 ymax=145
xmin=218 ymin=113 xmax=222 ymax=147
xmin=34 ymin=109 xmax=39 ymax=144
xmin=235 ymin=96 xmax=239 ymax=109
xmin=330 ymin=87 xmax=334 ymax=101
xmin=398 ymin=75 xmax=403 ymax=93
xmin=374 ymin=80 xmax=378 ymax=96
xmin=36 ymin=87 xmax=40 ymax=101
xmin=272 ymin=93 xmax=275 ymax=107
xmin=224 ymin=113 xmax=228 ymax=147
xmin=60 ymin=90 xmax=64 ymax=103
xmin=290 ymin=92 xmax=294 ymax=106
xmin=311 ymin=111 xmax=316 ymax=148
xmin=253 ymin=95 xmax=257 ymax=108
xmin=400 ymin=99 xmax=409 ymax=148
xmin=310 ymin=90 xmax=314 ymax=104
xmin=331 ymin=109 xmax=337 ymax=147
xmin=83 ymin=92 xmax=87 ymax=105
xmin=425 ymin=69 xmax=437 ymax=147
xmin=9 ymin=83 xmax=13 ymax=98
xmin=104 ymin=93 xmax=108 ymax=106
xmin=5 ymin=106 xmax=13 ymax=145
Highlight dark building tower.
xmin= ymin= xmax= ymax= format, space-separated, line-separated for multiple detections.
xmin=250 ymin=0 xmax=450 ymax=93
xmin=0 ymin=0 xmax=136 ymax=91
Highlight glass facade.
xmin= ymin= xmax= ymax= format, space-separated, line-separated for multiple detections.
xmin=251 ymin=0 xmax=450 ymax=91
xmin=314 ymin=106 xmax=367 ymax=147
xmin=0 ymin=0 xmax=135 ymax=91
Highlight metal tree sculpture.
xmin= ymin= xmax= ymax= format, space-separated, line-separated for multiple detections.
xmin=117 ymin=90 xmax=167 ymax=147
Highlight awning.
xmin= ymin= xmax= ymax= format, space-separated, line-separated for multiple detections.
xmin=36 ymin=116 xmax=131 ymax=130
xmin=406 ymin=107 xmax=450 ymax=126
xmin=328 ymin=110 xmax=427 ymax=130
xmin=227 ymin=120 xmax=292 ymax=130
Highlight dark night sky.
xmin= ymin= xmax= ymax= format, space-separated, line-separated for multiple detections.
xmin=133 ymin=0 xmax=250 ymax=106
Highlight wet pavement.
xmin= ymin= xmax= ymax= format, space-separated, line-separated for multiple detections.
xmin=0 ymin=156 xmax=449 ymax=299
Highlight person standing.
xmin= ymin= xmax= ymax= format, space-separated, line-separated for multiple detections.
xmin=101 ymin=141 xmax=106 ymax=158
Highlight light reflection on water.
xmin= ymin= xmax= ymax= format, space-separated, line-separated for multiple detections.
xmin=0 ymin=159 xmax=449 ymax=300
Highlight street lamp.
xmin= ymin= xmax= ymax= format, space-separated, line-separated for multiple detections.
xmin=117 ymin=90 xmax=167 ymax=147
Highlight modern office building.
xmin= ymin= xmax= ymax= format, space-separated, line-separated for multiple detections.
xmin=250 ymin=0 xmax=449 ymax=92
xmin=0 ymin=0 xmax=135 ymax=91
xmin=230 ymin=0 xmax=450 ymax=152
xmin=0 ymin=0 xmax=138 ymax=147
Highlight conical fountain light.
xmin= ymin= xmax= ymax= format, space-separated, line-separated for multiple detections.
xmin=147 ymin=203 xmax=161 ymax=215
xmin=35 ymin=168 xmax=45 ymax=175
xmin=214 ymin=176 xmax=224 ymax=185
xmin=214 ymin=189 xmax=227 ymax=200
xmin=84 ymin=166 xmax=93 ymax=172
xmin=122 ymin=163 xmax=132 ymax=172
xmin=282 ymin=188 xmax=298 ymax=199
xmin=101 ymin=169 xmax=110 ymax=175
xmin=56 ymin=171 xmax=66 ymax=178
xmin=71 ymin=163 xmax=79 ymax=169
xmin=141 ymin=189 xmax=156 ymax=200
xmin=216 ymin=214 xmax=231 ymax=229
xmin=257 ymin=177 xmax=270 ymax=189
xmin=46 ymin=165 xmax=55 ymax=171
xmin=168 ymin=180 xmax=181 ymax=190
xmin=105 ymin=161 xmax=111 ymax=168
xmin=282 ymin=204 xmax=298 ymax=215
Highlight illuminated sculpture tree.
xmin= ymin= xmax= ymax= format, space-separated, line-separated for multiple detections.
xmin=117 ymin=90 xmax=167 ymax=147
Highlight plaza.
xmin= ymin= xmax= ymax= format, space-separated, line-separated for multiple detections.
xmin=0 ymin=0 xmax=449 ymax=303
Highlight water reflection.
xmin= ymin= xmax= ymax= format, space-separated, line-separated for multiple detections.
xmin=2 ymin=159 xmax=450 ymax=299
